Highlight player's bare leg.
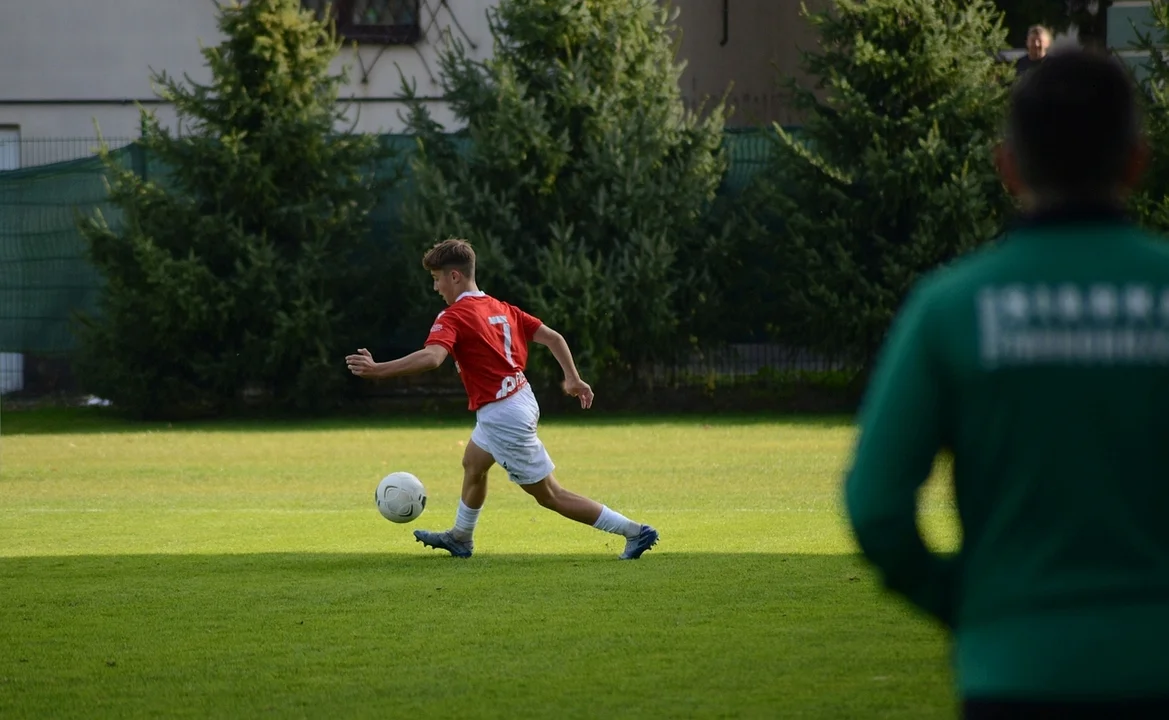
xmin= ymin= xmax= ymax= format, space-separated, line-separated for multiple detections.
xmin=414 ymin=439 xmax=494 ymax=558
xmin=521 ymin=475 xmax=659 ymax=559
xmin=520 ymin=474 xmax=603 ymax=524
xmin=453 ymin=439 xmax=493 ymax=539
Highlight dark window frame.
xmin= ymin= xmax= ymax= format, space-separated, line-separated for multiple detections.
xmin=304 ymin=0 xmax=421 ymax=46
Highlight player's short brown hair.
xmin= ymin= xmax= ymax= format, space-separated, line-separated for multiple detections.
xmin=422 ymin=238 xmax=476 ymax=279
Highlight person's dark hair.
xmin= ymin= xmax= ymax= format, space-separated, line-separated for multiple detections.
xmin=1007 ymin=48 xmax=1142 ymax=198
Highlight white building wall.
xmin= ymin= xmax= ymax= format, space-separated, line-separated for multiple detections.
xmin=0 ymin=0 xmax=496 ymax=164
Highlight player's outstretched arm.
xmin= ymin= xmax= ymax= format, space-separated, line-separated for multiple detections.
xmin=345 ymin=346 xmax=448 ymax=380
xmin=532 ymin=325 xmax=594 ymax=409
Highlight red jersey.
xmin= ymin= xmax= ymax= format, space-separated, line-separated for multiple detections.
xmin=424 ymin=292 xmax=544 ymax=411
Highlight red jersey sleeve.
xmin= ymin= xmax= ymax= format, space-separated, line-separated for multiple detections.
xmin=425 ymin=309 xmax=459 ymax=353
xmin=511 ymin=304 xmax=543 ymax=342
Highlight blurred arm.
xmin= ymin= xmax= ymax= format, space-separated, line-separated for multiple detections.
xmin=844 ymin=287 xmax=956 ymax=627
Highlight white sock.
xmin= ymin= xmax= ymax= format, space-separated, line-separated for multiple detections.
xmin=592 ymin=505 xmax=641 ymax=539
xmin=451 ymin=500 xmax=481 ymax=541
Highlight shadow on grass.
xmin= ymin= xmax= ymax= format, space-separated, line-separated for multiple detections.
xmin=0 ymin=406 xmax=855 ymax=436
xmin=0 ymin=551 xmax=952 ymax=719
xmin=0 ymin=551 xmax=925 ymax=642
xmin=0 ymin=550 xmax=883 ymax=579
xmin=0 ymin=551 xmax=930 ymax=647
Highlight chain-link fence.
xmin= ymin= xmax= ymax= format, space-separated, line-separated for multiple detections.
xmin=3 ymin=137 xmax=136 ymax=169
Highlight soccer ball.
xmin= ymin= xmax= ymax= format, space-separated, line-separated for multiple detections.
xmin=375 ymin=472 xmax=427 ymax=524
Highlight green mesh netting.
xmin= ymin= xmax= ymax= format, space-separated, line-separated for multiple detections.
xmin=0 ymin=130 xmax=775 ymax=355
xmin=0 ymin=146 xmax=141 ymax=355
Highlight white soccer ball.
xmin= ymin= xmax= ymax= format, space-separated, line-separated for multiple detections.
xmin=375 ymin=472 xmax=427 ymax=524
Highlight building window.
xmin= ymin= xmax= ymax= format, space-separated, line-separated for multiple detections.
xmin=302 ymin=0 xmax=421 ymax=45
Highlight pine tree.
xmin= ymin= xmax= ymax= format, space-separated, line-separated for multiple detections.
xmin=77 ymin=0 xmax=394 ymax=418
xmin=744 ymin=0 xmax=1013 ymax=371
xmin=1128 ymin=1 xmax=1169 ymax=232
xmin=397 ymin=0 xmax=727 ymax=389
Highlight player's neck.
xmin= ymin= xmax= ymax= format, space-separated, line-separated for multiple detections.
xmin=455 ymin=282 xmax=482 ymax=299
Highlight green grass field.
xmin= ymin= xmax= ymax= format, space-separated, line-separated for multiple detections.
xmin=0 ymin=409 xmax=959 ymax=719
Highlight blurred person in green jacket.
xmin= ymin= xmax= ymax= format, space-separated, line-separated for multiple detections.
xmin=845 ymin=47 xmax=1169 ymax=719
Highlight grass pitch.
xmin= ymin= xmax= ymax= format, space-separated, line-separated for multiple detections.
xmin=0 ymin=409 xmax=958 ymax=719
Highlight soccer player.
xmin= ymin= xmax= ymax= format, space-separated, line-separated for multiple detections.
xmin=845 ymin=49 xmax=1169 ymax=717
xmin=346 ymin=238 xmax=658 ymax=560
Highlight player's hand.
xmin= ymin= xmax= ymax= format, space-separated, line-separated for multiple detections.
xmin=346 ymin=348 xmax=378 ymax=378
xmin=562 ymin=378 xmax=594 ymax=409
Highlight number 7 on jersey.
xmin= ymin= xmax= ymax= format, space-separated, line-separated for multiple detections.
xmin=489 ymin=315 xmax=513 ymax=364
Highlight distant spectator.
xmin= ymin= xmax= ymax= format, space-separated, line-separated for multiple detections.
xmin=1015 ymin=25 xmax=1051 ymax=76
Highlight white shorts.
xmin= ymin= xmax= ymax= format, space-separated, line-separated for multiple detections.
xmin=470 ymin=383 xmax=555 ymax=485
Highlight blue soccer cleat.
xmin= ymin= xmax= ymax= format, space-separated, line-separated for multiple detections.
xmin=413 ymin=529 xmax=473 ymax=558
xmin=619 ymin=525 xmax=659 ymax=560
